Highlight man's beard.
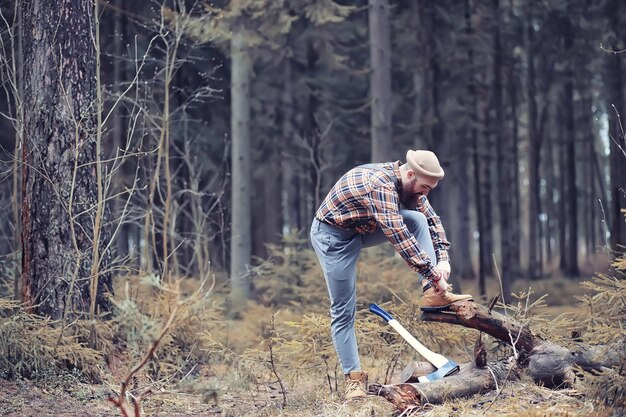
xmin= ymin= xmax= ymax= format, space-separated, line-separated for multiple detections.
xmin=401 ymin=193 xmax=421 ymax=210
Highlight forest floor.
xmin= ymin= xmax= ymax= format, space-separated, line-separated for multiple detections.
xmin=1 ymin=254 xmax=623 ymax=417
xmin=0 ymin=366 xmax=618 ymax=417
xmin=0 ymin=299 xmax=619 ymax=416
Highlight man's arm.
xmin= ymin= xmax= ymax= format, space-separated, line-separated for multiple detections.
xmin=417 ymin=195 xmax=451 ymax=263
xmin=367 ymin=185 xmax=439 ymax=280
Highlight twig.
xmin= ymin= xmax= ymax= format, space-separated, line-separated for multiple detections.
xmin=108 ymin=303 xmax=179 ymax=417
xmin=267 ymin=314 xmax=287 ymax=408
xmin=482 ymin=255 xmax=528 ymax=414
xmin=482 ymin=360 xmax=516 ymax=415
xmin=600 ymin=43 xmax=626 ymax=55
xmin=488 ymin=294 xmax=500 ymax=314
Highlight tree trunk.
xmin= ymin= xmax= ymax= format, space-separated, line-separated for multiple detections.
xmin=493 ymin=0 xmax=512 ymax=301
xmin=466 ymin=0 xmax=486 ymax=296
xmin=563 ymin=16 xmax=579 ymax=276
xmin=505 ymin=1 xmax=521 ymax=279
xmin=526 ymin=23 xmax=541 ymax=280
xmin=544 ymin=130 xmax=555 ymax=262
xmin=302 ymin=40 xmax=320 ymax=231
xmin=606 ymin=0 xmax=626 ymax=251
xmin=111 ymin=0 xmax=129 ymax=267
xmin=21 ymin=0 xmax=112 ymax=319
xmin=370 ymin=301 xmax=625 ymax=410
xmin=369 ymin=0 xmax=392 ymax=163
xmin=428 ymin=22 xmax=449 ymax=223
xmin=558 ymin=107 xmax=567 ymax=270
xmin=13 ymin=3 xmax=23 ymax=301
xmin=581 ymin=97 xmax=596 ymax=256
xmin=281 ymin=58 xmax=298 ymax=237
xmin=230 ymin=28 xmax=252 ymax=306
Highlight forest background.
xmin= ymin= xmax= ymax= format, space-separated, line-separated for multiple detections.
xmin=0 ymin=0 xmax=624 ymax=416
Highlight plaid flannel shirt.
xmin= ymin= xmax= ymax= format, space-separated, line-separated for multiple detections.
xmin=315 ymin=161 xmax=450 ymax=280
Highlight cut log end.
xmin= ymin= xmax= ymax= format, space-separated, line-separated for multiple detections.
xmin=368 ymin=382 xmax=420 ymax=411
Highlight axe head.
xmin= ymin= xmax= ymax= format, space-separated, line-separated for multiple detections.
xmin=418 ymin=360 xmax=460 ymax=382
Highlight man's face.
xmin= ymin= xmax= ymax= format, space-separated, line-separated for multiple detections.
xmin=401 ymin=170 xmax=439 ymax=209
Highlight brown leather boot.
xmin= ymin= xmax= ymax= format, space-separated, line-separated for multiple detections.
xmin=421 ymin=284 xmax=473 ymax=312
xmin=345 ymin=371 xmax=368 ymax=400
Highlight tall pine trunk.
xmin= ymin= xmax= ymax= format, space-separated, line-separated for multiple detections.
xmin=21 ymin=0 xmax=112 ymax=319
xmin=506 ymin=1 xmax=521 ymax=278
xmin=466 ymin=0 xmax=487 ymax=296
xmin=606 ymin=0 xmax=626 ymax=250
xmin=369 ymin=0 xmax=392 ymax=162
xmin=230 ymin=29 xmax=252 ymax=306
xmin=111 ymin=0 xmax=130 ymax=266
xmin=580 ymin=96 xmax=596 ymax=256
xmin=493 ymin=0 xmax=512 ymax=301
xmin=563 ymin=16 xmax=579 ymax=276
xmin=526 ymin=23 xmax=541 ymax=280
xmin=558 ymin=106 xmax=567 ymax=270
xmin=281 ymin=58 xmax=298 ymax=236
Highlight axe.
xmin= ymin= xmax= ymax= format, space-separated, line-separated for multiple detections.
xmin=369 ymin=303 xmax=459 ymax=382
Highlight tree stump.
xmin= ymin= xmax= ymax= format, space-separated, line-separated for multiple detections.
xmin=368 ymin=300 xmax=625 ymax=411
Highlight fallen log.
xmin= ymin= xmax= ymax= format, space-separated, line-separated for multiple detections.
xmin=370 ymin=360 xmax=518 ymax=408
xmin=369 ymin=301 xmax=625 ymax=411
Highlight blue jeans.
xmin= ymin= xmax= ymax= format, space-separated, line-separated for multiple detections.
xmin=310 ymin=210 xmax=436 ymax=374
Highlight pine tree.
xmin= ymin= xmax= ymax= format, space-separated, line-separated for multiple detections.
xmin=21 ymin=0 xmax=112 ymax=318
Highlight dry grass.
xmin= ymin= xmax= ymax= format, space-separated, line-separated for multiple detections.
xmin=0 ymin=235 xmax=624 ymax=416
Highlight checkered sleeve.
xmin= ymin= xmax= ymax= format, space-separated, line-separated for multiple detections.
xmin=367 ymin=184 xmax=438 ymax=280
xmin=417 ymin=195 xmax=450 ymax=262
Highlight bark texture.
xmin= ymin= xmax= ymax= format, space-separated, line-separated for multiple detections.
xmin=368 ymin=0 xmax=392 ymax=162
xmin=230 ymin=28 xmax=252 ymax=304
xmin=21 ymin=0 xmax=112 ymax=319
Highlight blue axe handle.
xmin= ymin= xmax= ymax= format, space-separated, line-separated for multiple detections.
xmin=369 ymin=303 xmax=394 ymax=322
xmin=369 ymin=303 xmax=450 ymax=369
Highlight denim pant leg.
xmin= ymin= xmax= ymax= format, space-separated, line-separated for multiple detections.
xmin=310 ymin=220 xmax=362 ymax=374
xmin=361 ymin=209 xmax=436 ymax=282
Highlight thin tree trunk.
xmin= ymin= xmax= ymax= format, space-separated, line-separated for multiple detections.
xmin=563 ymin=16 xmax=579 ymax=276
xmin=606 ymin=0 xmax=626 ymax=251
xmin=466 ymin=0 xmax=486 ymax=296
xmin=281 ymin=58 xmax=298 ymax=236
xmin=506 ymin=1 xmax=521 ymax=279
xmin=111 ymin=0 xmax=128 ymax=266
xmin=21 ymin=0 xmax=112 ymax=318
xmin=302 ymin=40 xmax=320 ymax=231
xmin=230 ymin=28 xmax=252 ymax=305
xmin=544 ymin=134 xmax=554 ymax=263
xmin=493 ymin=0 xmax=512 ymax=301
xmin=582 ymin=97 xmax=596 ymax=255
xmin=558 ymin=107 xmax=567 ymax=270
xmin=429 ymin=28 xmax=449 ymax=223
xmin=369 ymin=0 xmax=392 ymax=162
xmin=263 ymin=154 xmax=282 ymax=249
xmin=411 ymin=0 xmax=427 ymax=152
xmin=13 ymin=2 xmax=23 ymax=301
xmin=526 ymin=23 xmax=541 ymax=280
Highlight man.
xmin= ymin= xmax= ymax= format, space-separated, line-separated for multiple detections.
xmin=310 ymin=150 xmax=473 ymax=400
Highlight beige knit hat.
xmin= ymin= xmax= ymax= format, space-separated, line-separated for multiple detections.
xmin=406 ymin=150 xmax=445 ymax=180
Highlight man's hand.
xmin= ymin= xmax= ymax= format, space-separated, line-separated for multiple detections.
xmin=428 ymin=261 xmax=451 ymax=294
xmin=436 ymin=260 xmax=451 ymax=281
